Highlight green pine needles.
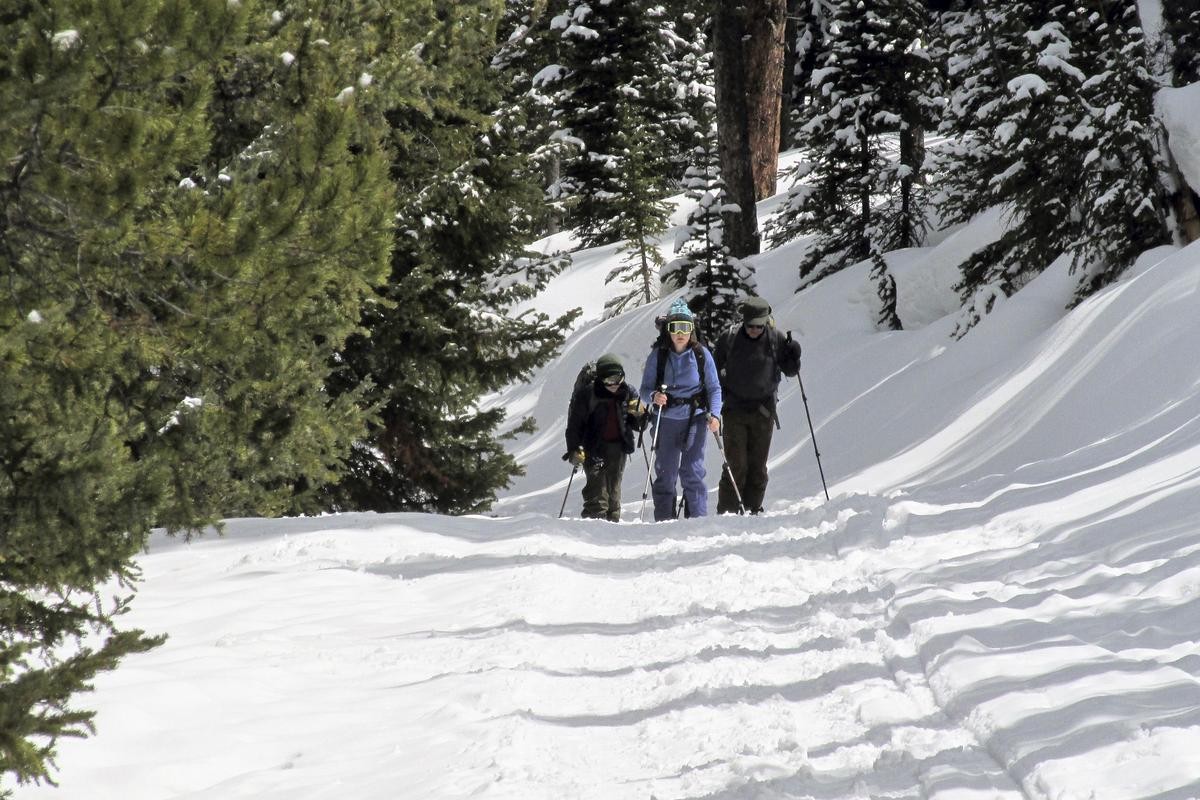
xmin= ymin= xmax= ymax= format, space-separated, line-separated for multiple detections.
xmin=1 ymin=0 xmax=397 ymax=788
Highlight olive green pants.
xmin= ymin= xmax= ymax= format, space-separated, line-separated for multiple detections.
xmin=580 ymin=440 xmax=628 ymax=522
xmin=717 ymin=407 xmax=775 ymax=514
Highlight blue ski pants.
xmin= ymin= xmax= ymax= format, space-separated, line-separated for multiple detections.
xmin=650 ymin=414 xmax=708 ymax=521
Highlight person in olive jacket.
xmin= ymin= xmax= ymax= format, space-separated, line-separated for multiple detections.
xmin=712 ymin=297 xmax=802 ymax=514
xmin=564 ymin=353 xmax=647 ymax=521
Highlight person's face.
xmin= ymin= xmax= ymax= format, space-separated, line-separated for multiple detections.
xmin=602 ymin=373 xmax=623 ymax=392
xmin=744 ymin=323 xmax=765 ymax=339
xmin=666 ymin=320 xmax=693 ymax=351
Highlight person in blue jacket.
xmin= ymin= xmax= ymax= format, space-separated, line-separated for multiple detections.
xmin=639 ymin=298 xmax=722 ymax=521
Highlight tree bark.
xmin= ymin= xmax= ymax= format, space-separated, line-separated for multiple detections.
xmin=713 ymin=1 xmax=760 ymax=257
xmin=743 ymin=0 xmax=787 ymax=199
xmin=778 ymin=0 xmax=801 ymax=152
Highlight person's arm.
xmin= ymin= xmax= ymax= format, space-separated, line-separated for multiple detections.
xmin=640 ymin=350 xmax=668 ymax=407
xmin=703 ymin=346 xmax=722 ymax=430
xmin=778 ymin=330 xmax=802 ymax=377
xmin=713 ymin=329 xmax=730 ymax=381
xmin=565 ymin=387 xmax=586 ymax=453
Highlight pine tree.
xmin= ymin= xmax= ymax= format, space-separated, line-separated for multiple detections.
xmin=1066 ymin=0 xmax=1171 ymax=299
xmin=1162 ymin=0 xmax=1200 ymax=85
xmin=769 ymin=0 xmax=933 ymax=329
xmin=0 ymin=0 xmax=396 ymax=787
xmin=939 ymin=0 xmax=1171 ymax=334
xmin=323 ymin=0 xmax=577 ymax=514
xmin=551 ymin=0 xmax=678 ymax=248
xmin=782 ymin=0 xmax=831 ymax=149
xmin=602 ymin=102 xmax=673 ymax=316
xmin=664 ymin=142 xmax=755 ymax=341
xmin=493 ymin=0 xmax=574 ymax=233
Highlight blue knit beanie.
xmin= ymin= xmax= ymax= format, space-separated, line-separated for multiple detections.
xmin=665 ymin=297 xmax=694 ymax=322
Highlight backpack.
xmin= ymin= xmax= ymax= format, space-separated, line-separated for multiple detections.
xmin=715 ymin=320 xmax=781 ymax=387
xmin=651 ymin=337 xmax=710 ymax=415
xmin=570 ymin=361 xmax=601 ymax=416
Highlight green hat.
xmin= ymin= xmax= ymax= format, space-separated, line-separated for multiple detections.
xmin=740 ymin=296 xmax=771 ymax=326
xmin=596 ymin=353 xmax=624 ymax=378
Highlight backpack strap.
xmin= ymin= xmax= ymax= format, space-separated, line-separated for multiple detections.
xmin=656 ymin=345 xmax=709 ymax=414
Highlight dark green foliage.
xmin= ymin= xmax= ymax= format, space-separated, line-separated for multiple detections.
xmin=0 ymin=0 xmax=395 ymax=788
xmin=602 ymin=102 xmax=672 ymax=316
xmin=938 ymin=0 xmax=1170 ymax=335
xmin=769 ymin=0 xmax=934 ymax=325
xmin=665 ymin=142 xmax=755 ymax=341
xmin=1162 ymin=0 xmax=1200 ymax=85
xmin=552 ymin=0 xmax=679 ymax=248
xmin=783 ymin=0 xmax=829 ymax=150
xmin=323 ymin=0 xmax=578 ymax=514
xmin=493 ymin=0 xmax=574 ymax=230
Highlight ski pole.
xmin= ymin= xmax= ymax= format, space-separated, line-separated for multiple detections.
xmin=558 ymin=464 xmax=579 ymax=519
xmin=789 ymin=332 xmax=830 ymax=502
xmin=639 ymin=385 xmax=666 ymax=521
xmin=710 ymin=423 xmax=746 ymax=514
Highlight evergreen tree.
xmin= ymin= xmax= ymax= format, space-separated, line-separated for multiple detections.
xmin=493 ymin=0 xmax=574 ymax=233
xmin=664 ymin=142 xmax=755 ymax=341
xmin=1162 ymin=0 xmax=1200 ymax=85
xmin=602 ymin=102 xmax=673 ymax=317
xmin=769 ymin=0 xmax=933 ymax=328
xmin=324 ymin=0 xmax=577 ymax=514
xmin=782 ymin=0 xmax=832 ymax=149
xmin=0 ymin=0 xmax=396 ymax=787
xmin=939 ymin=1 xmax=1170 ymax=334
xmin=1066 ymin=0 xmax=1171 ymax=299
xmin=551 ymin=0 xmax=678 ymax=247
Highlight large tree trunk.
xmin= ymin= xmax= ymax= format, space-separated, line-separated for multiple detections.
xmin=743 ymin=0 xmax=787 ymax=199
xmin=713 ymin=2 xmax=760 ymax=257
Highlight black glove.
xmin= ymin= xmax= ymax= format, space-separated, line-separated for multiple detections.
xmin=787 ymin=339 xmax=802 ymax=362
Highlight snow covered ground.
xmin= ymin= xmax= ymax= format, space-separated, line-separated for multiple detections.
xmin=15 ymin=143 xmax=1200 ymax=797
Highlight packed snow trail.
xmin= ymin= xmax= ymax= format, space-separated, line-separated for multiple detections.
xmin=18 ymin=454 xmax=1200 ymax=799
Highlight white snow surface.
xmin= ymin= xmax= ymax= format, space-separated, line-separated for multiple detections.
xmin=14 ymin=171 xmax=1200 ymax=799
xmin=1158 ymin=81 xmax=1200 ymax=198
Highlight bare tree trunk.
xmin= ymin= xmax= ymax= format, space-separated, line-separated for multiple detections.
xmin=899 ymin=119 xmax=925 ymax=248
xmin=743 ymin=0 xmax=787 ymax=199
xmin=1169 ymin=162 xmax=1200 ymax=243
xmin=778 ymin=0 xmax=801 ymax=152
xmin=713 ymin=1 xmax=760 ymax=257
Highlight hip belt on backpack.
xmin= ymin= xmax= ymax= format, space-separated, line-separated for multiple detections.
xmin=665 ymin=392 xmax=707 ymax=412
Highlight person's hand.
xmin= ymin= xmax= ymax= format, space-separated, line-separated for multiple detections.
xmin=786 ymin=339 xmax=802 ymax=362
xmin=652 ymin=392 xmax=668 ymax=407
xmin=708 ymin=415 xmax=720 ymax=434
xmin=568 ymin=447 xmax=586 ymax=466
xmin=625 ymin=396 xmax=645 ymax=416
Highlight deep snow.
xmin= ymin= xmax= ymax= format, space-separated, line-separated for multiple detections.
xmin=12 ymin=104 xmax=1200 ymax=798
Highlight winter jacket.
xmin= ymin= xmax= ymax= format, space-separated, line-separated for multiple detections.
xmin=639 ymin=344 xmax=723 ymax=422
xmin=566 ymin=380 xmax=643 ymax=456
xmin=713 ymin=325 xmax=801 ymax=415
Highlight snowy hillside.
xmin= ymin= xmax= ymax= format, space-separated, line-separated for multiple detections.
xmin=15 ymin=170 xmax=1200 ymax=797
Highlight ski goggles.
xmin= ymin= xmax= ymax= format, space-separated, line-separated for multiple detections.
xmin=601 ymin=373 xmax=624 ymax=386
xmin=666 ymin=320 xmax=694 ymax=335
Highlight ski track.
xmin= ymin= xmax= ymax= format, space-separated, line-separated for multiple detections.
xmin=350 ymin=495 xmax=1032 ymax=800
xmin=32 ymin=457 xmax=1200 ymax=800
